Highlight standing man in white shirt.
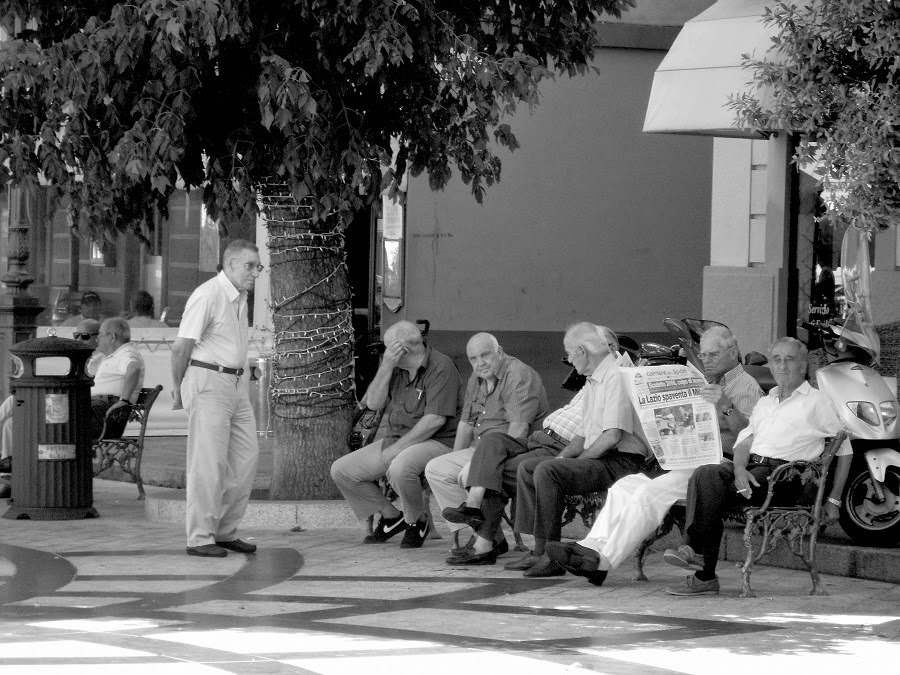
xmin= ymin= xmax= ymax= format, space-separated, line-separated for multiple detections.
xmin=172 ymin=239 xmax=261 ymax=559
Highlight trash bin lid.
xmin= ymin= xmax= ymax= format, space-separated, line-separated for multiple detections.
xmin=10 ymin=335 xmax=95 ymax=357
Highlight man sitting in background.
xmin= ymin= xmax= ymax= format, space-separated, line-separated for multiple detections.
xmin=60 ymin=291 xmax=103 ymax=326
xmin=127 ymin=290 xmax=168 ymax=328
xmin=89 ymin=317 xmax=146 ymax=439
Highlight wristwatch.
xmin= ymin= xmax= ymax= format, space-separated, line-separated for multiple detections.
xmin=827 ymin=497 xmax=841 ymax=507
xmin=722 ymin=405 xmax=735 ymax=416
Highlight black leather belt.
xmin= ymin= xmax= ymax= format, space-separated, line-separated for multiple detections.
xmin=190 ymin=359 xmax=245 ymax=376
xmin=542 ymin=428 xmax=567 ymax=445
xmin=749 ymin=453 xmax=787 ymax=468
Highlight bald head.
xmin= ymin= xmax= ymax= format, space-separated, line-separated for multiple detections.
xmin=466 ymin=332 xmax=504 ymax=381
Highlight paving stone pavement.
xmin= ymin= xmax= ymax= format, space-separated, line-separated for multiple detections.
xmin=1 ymin=479 xmax=900 ymax=673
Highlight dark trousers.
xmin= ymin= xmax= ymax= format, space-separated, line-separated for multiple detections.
xmin=468 ymin=431 xmax=565 ymax=541
xmin=514 ymin=450 xmax=643 ymax=542
xmin=90 ymin=396 xmax=130 ymax=441
xmin=685 ymin=461 xmax=802 ymax=575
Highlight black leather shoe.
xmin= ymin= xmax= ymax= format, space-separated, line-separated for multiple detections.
xmin=504 ymin=551 xmax=538 ymax=571
xmin=215 ymin=539 xmax=257 ymax=554
xmin=186 ymin=544 xmax=228 ymax=558
xmin=523 ymin=554 xmax=565 ymax=578
xmin=441 ymin=503 xmax=486 ymax=529
xmin=446 ymin=548 xmax=498 ymax=565
xmin=546 ymin=541 xmax=607 ymax=586
xmin=494 ymin=537 xmax=509 ymax=556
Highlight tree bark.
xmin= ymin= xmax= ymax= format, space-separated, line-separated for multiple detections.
xmin=258 ymin=190 xmax=355 ymax=500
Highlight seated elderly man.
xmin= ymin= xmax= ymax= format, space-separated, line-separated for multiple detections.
xmin=663 ymin=336 xmax=852 ymax=595
xmin=425 ymin=332 xmax=548 ymax=550
xmin=546 ymin=326 xmax=762 ymax=585
xmin=510 ymin=322 xmax=651 ymax=578
xmin=90 ymin=317 xmax=146 ymax=440
xmin=330 ymin=321 xmax=463 ymax=548
xmin=60 ymin=290 xmax=103 ymax=326
xmin=441 ymin=327 xmax=624 ymax=565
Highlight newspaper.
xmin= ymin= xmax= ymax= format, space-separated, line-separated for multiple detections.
xmin=621 ymin=364 xmax=722 ymax=471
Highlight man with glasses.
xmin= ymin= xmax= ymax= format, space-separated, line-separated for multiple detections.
xmin=546 ymin=326 xmax=762 ymax=586
xmin=508 ymin=323 xmax=650 ymax=578
xmin=73 ymin=319 xmax=103 ymax=376
xmin=89 ymin=317 xmax=146 ymax=440
xmin=425 ymin=332 xmax=548 ymax=556
xmin=172 ymin=239 xmax=262 ymax=558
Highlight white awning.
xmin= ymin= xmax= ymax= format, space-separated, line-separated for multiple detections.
xmin=643 ymin=0 xmax=783 ymax=137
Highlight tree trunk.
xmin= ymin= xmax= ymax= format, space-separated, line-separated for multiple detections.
xmin=258 ymin=189 xmax=355 ymax=500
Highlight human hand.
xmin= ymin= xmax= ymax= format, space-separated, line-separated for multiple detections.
xmin=699 ymin=384 xmax=727 ymax=410
xmin=823 ymin=500 xmax=840 ymax=523
xmin=381 ymin=341 xmax=407 ymax=369
xmin=734 ymin=467 xmax=759 ymax=500
xmin=171 ymin=389 xmax=183 ymax=411
xmin=107 ymin=400 xmax=129 ymax=413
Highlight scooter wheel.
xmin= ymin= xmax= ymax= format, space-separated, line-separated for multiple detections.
xmin=839 ymin=465 xmax=900 ymax=547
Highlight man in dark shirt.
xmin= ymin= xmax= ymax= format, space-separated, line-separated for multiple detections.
xmin=331 ymin=321 xmax=463 ymax=549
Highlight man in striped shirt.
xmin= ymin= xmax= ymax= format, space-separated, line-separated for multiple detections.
xmin=547 ymin=326 xmax=762 ymax=585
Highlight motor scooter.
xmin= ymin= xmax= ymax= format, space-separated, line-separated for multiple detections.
xmin=805 ymin=229 xmax=900 ymax=546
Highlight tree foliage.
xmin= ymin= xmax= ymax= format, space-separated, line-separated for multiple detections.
xmin=731 ymin=0 xmax=900 ymax=232
xmin=0 ymin=0 xmax=633 ymax=242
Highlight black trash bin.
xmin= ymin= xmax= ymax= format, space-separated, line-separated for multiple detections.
xmin=3 ymin=335 xmax=98 ymax=520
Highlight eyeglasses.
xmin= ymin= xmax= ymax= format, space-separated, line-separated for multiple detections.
xmin=698 ymin=346 xmax=731 ymax=360
xmin=237 ymin=260 xmax=264 ymax=273
xmin=73 ymin=332 xmax=98 ymax=341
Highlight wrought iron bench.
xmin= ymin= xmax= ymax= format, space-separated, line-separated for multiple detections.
xmin=632 ymin=434 xmax=845 ymax=597
xmin=92 ymin=384 xmax=164 ymax=500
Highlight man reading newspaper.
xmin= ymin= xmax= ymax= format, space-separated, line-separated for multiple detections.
xmin=547 ymin=326 xmax=762 ymax=586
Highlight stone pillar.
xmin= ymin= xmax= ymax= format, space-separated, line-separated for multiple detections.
xmin=0 ymin=185 xmax=45 ymax=399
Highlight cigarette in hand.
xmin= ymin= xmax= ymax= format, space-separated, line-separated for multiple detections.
xmin=738 ymin=488 xmax=751 ymax=495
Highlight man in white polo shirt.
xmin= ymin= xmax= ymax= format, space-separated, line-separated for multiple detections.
xmin=90 ymin=317 xmax=146 ymax=439
xmin=172 ymin=239 xmax=261 ymax=559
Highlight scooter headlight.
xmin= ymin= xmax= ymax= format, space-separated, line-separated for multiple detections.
xmin=847 ymin=401 xmax=880 ymax=427
xmin=880 ymin=401 xmax=899 ymax=426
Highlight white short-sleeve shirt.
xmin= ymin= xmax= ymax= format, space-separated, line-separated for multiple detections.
xmin=178 ymin=271 xmax=249 ymax=369
xmin=91 ymin=342 xmax=145 ymax=402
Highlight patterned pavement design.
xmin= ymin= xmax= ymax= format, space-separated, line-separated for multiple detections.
xmin=0 ymin=540 xmax=777 ymax=674
xmin=2 ymin=481 xmax=900 ymax=674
